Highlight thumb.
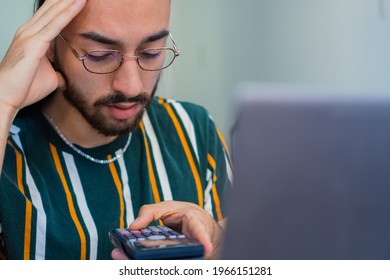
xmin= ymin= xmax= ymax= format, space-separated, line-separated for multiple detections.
xmin=56 ymin=71 xmax=67 ymax=92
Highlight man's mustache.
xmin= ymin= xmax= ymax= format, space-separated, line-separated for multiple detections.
xmin=94 ymin=92 xmax=151 ymax=106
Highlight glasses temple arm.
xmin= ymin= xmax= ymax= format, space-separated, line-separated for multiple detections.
xmin=169 ymin=33 xmax=180 ymax=56
xmin=58 ymin=34 xmax=83 ymax=59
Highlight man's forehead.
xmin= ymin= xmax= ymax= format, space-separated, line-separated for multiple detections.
xmin=64 ymin=0 xmax=170 ymax=42
xmin=80 ymin=0 xmax=170 ymax=15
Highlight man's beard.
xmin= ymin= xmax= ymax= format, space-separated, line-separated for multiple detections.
xmin=62 ymin=84 xmax=156 ymax=137
xmin=62 ymin=81 xmax=158 ymax=137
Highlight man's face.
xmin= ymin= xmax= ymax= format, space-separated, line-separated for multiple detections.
xmin=54 ymin=0 xmax=171 ymax=136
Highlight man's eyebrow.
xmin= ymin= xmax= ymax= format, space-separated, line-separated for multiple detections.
xmin=79 ymin=30 xmax=170 ymax=46
xmin=141 ymin=30 xmax=170 ymax=44
xmin=80 ymin=32 xmax=120 ymax=46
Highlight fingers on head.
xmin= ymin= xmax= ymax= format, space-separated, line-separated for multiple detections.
xmin=17 ymin=0 xmax=87 ymax=41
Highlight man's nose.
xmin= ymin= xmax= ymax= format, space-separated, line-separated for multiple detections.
xmin=111 ymin=59 xmax=143 ymax=98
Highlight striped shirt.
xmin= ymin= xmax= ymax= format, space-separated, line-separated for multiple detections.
xmin=0 ymin=97 xmax=232 ymax=260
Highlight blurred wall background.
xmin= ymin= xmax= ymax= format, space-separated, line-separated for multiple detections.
xmin=2 ymin=0 xmax=390 ymax=145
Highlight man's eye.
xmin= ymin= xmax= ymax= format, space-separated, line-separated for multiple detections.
xmin=139 ymin=50 xmax=162 ymax=60
xmin=86 ymin=52 xmax=117 ymax=62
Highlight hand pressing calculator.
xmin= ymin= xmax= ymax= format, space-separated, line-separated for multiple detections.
xmin=109 ymin=225 xmax=205 ymax=260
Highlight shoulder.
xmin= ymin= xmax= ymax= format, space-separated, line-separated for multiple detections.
xmin=9 ymin=111 xmax=46 ymax=143
xmin=12 ymin=110 xmax=43 ymax=130
xmin=147 ymin=96 xmax=211 ymax=126
xmin=144 ymin=97 xmax=222 ymax=153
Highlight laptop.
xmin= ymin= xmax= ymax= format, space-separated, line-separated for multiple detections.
xmin=221 ymin=82 xmax=390 ymax=260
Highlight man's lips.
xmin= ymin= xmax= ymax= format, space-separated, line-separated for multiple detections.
xmin=107 ymin=102 xmax=141 ymax=120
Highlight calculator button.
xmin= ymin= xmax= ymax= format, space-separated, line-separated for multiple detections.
xmin=117 ymin=229 xmax=130 ymax=235
xmin=168 ymin=230 xmax=186 ymax=238
xmin=132 ymin=233 xmax=145 ymax=240
xmin=160 ymin=231 xmax=175 ymax=238
xmin=147 ymin=235 xmax=166 ymax=240
xmin=160 ymin=226 xmax=171 ymax=232
xmin=141 ymin=231 xmax=152 ymax=238
xmin=148 ymin=226 xmax=161 ymax=232
xmin=125 ymin=234 xmax=137 ymax=242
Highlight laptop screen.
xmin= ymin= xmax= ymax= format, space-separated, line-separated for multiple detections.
xmin=221 ymin=83 xmax=390 ymax=260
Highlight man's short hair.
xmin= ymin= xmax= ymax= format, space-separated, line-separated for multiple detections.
xmin=35 ymin=0 xmax=170 ymax=11
xmin=35 ymin=0 xmax=44 ymax=11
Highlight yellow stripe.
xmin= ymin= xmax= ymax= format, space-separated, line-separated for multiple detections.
xmin=108 ymin=155 xmax=125 ymax=228
xmin=217 ymin=128 xmax=231 ymax=163
xmin=163 ymin=103 xmax=204 ymax=208
xmin=8 ymin=141 xmax=32 ymax=260
xmin=50 ymin=144 xmax=87 ymax=260
xmin=207 ymin=154 xmax=223 ymax=221
xmin=139 ymin=122 xmax=161 ymax=204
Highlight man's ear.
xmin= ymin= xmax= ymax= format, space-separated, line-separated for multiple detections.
xmin=46 ymin=40 xmax=56 ymax=63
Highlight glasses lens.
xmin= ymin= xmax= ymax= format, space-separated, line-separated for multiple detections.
xmin=84 ymin=51 xmax=122 ymax=74
xmin=138 ymin=49 xmax=176 ymax=71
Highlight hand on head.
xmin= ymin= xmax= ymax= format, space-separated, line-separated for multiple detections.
xmin=0 ymin=0 xmax=87 ymax=116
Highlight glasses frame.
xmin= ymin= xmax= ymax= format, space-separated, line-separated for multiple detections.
xmin=58 ymin=33 xmax=180 ymax=74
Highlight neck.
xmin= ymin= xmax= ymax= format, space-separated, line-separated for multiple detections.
xmin=42 ymin=93 xmax=117 ymax=148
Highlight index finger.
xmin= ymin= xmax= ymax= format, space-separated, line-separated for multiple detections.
xmin=21 ymin=0 xmax=63 ymax=30
xmin=21 ymin=0 xmax=87 ymax=42
xmin=38 ymin=0 xmax=87 ymax=39
xmin=130 ymin=203 xmax=166 ymax=229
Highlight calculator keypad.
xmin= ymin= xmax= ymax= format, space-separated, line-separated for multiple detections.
xmin=116 ymin=226 xmax=186 ymax=242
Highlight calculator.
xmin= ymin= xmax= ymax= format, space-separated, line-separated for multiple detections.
xmin=109 ymin=225 xmax=205 ymax=260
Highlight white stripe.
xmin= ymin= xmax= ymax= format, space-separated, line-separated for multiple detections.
xmin=116 ymin=151 xmax=135 ymax=226
xmin=142 ymin=113 xmax=173 ymax=201
xmin=63 ymin=152 xmax=98 ymax=260
xmin=204 ymin=169 xmax=214 ymax=217
xmin=10 ymin=125 xmax=20 ymax=135
xmin=168 ymin=101 xmax=200 ymax=163
xmin=224 ymin=153 xmax=233 ymax=185
xmin=25 ymin=164 xmax=47 ymax=259
xmin=11 ymin=130 xmax=47 ymax=260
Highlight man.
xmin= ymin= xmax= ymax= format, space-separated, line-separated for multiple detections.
xmin=0 ymin=0 xmax=232 ymax=259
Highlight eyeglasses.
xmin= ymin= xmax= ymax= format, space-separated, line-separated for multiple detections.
xmin=58 ymin=33 xmax=180 ymax=74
